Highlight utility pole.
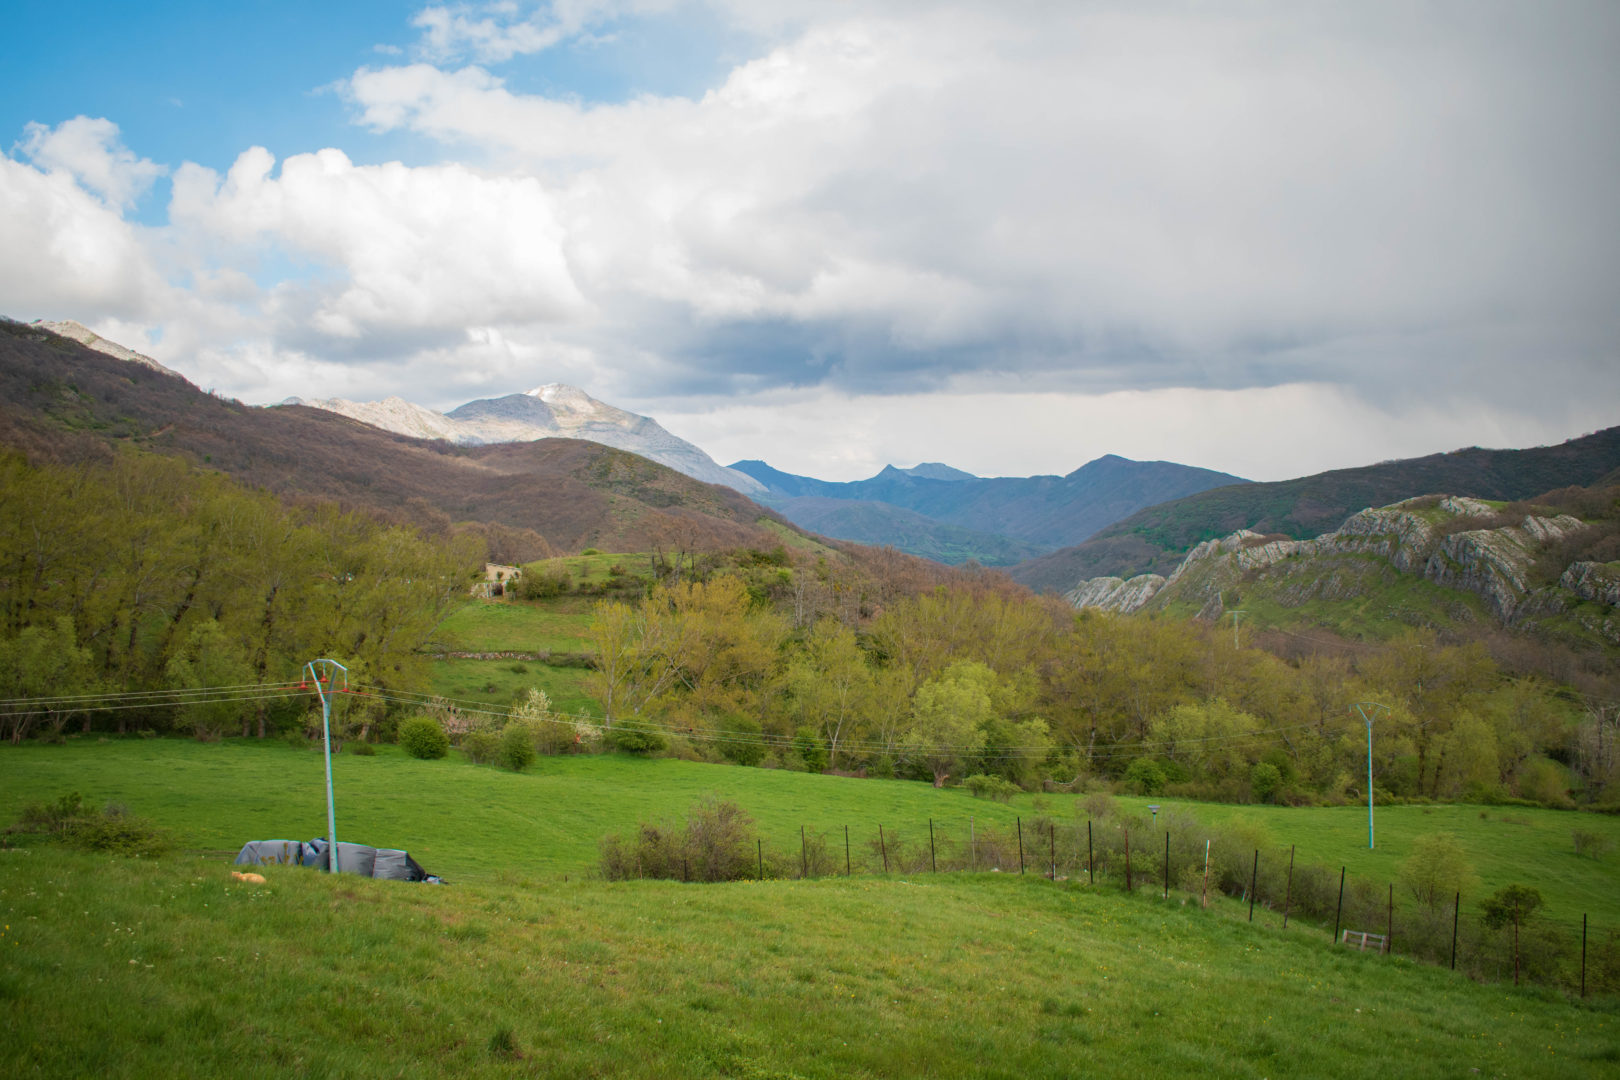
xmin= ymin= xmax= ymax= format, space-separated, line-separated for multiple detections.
xmin=1351 ymin=702 xmax=1389 ymax=849
xmin=306 ymin=659 xmax=349 ymax=873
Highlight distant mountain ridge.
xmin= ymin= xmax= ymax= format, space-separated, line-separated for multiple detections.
xmin=1009 ymin=428 xmax=1620 ymax=593
xmin=0 ymin=319 xmax=799 ymax=558
xmin=294 ymin=384 xmax=767 ymax=496
xmin=731 ymin=454 xmax=1249 ymax=563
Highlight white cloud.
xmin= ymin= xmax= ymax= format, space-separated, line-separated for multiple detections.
xmin=17 ymin=116 xmax=166 ymax=208
xmin=5 ymin=4 xmax=1618 ymax=484
xmin=0 ymin=130 xmax=168 ymax=318
xmin=169 ymin=146 xmax=588 ymax=339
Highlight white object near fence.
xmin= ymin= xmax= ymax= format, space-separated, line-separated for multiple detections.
xmin=1341 ymin=929 xmax=1388 ymax=953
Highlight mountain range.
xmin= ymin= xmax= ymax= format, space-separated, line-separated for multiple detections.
xmin=293 ymin=386 xmax=766 ymax=496
xmin=0 ymin=320 xmax=794 ymax=560
xmin=730 ymin=455 xmax=1249 ymax=566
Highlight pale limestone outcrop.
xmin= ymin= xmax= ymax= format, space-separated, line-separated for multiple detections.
xmin=1561 ymin=561 xmax=1620 ymax=608
xmin=1063 ymin=574 xmax=1165 ymax=613
xmin=1065 ymin=498 xmax=1605 ymax=629
xmin=1423 ymin=515 xmax=1584 ymax=620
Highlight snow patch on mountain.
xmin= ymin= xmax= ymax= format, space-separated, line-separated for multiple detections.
xmin=293 ymin=385 xmax=766 ymax=497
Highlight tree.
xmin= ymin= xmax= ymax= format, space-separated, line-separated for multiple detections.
xmin=1400 ymin=832 xmax=1479 ymax=909
xmin=0 ymin=617 xmax=96 ymax=744
xmin=904 ymin=660 xmax=994 ymax=787
xmin=164 ymin=619 xmax=255 ymax=740
xmin=788 ymin=619 xmax=872 ymax=768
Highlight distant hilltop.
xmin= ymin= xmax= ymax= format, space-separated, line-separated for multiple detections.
xmin=32 ymin=320 xmax=180 ymax=378
xmin=287 ymin=385 xmax=768 ymax=496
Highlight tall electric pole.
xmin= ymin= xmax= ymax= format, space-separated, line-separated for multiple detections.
xmin=1352 ymin=702 xmax=1389 ymax=848
xmin=306 ymin=658 xmax=349 ymax=873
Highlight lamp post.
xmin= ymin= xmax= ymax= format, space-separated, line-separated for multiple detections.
xmin=1351 ymin=702 xmax=1389 ymax=849
xmin=306 ymin=658 xmax=349 ymax=873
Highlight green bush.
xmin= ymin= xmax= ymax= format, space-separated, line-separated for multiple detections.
xmin=792 ymin=726 xmax=828 ymax=773
xmin=398 ymin=715 xmax=450 ymax=760
xmin=600 ymin=797 xmax=757 ymax=882
xmin=1123 ymin=758 xmax=1166 ymax=796
xmin=964 ymin=774 xmax=1020 ymax=802
xmin=462 ymin=728 xmax=501 ymax=765
xmin=1251 ymin=762 xmax=1283 ymax=803
xmin=607 ymin=724 xmax=666 ymax=755
xmin=10 ymin=793 xmax=169 ymax=857
xmin=347 ymin=741 xmax=376 ymax=756
xmin=499 ymin=725 xmax=537 ymax=771
xmin=717 ymin=714 xmax=766 ymax=766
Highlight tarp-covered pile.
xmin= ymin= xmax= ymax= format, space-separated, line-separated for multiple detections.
xmin=233 ymin=838 xmax=439 ymax=882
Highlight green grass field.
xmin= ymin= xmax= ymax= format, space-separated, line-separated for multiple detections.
xmin=2 ymin=848 xmax=1615 ymax=1078
xmin=427 ymin=658 xmax=596 ymax=715
xmin=4 ymin=741 xmax=1618 ymax=1076
xmin=439 ymin=599 xmax=595 ymax=653
xmin=4 ymin=741 xmax=1618 ymax=929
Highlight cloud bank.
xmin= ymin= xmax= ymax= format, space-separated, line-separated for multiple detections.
xmin=4 ymin=1 xmax=1618 ymax=479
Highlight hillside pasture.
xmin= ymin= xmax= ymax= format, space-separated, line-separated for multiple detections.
xmin=4 ymin=741 xmax=1619 ymax=935
xmin=1 ymin=846 xmax=1615 ymax=1078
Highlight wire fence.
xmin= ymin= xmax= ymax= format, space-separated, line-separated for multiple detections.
xmin=603 ymin=810 xmax=1619 ymax=1001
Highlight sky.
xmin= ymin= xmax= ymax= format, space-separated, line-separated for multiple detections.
xmin=3 ymin=1 xmax=1618 ymax=483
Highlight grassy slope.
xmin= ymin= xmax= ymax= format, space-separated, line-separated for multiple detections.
xmin=2 ymin=848 xmax=1616 ymax=1078
xmin=4 ymin=742 xmax=1619 ymax=930
xmin=429 ymin=595 xmax=600 ymax=711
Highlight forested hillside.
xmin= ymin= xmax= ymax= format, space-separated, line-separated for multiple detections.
xmin=0 ymin=451 xmax=479 ymax=742
xmin=569 ymin=569 xmax=1617 ymax=809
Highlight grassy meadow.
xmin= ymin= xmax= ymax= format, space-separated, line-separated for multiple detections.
xmin=4 ymin=740 xmax=1619 ymax=1076
xmin=3 ymin=846 xmax=1616 ymax=1079
xmin=3 ymin=739 xmax=1618 ymax=926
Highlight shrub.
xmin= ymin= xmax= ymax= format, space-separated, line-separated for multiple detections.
xmin=607 ymin=724 xmax=666 ymax=755
xmin=10 ymin=793 xmax=169 ymax=857
xmin=348 ymin=741 xmax=376 ymax=756
xmin=1400 ymin=832 xmax=1479 ymax=909
xmin=1573 ymin=828 xmax=1614 ymax=859
xmin=717 ymin=713 xmax=766 ymax=766
xmin=398 ymin=715 xmax=450 ymax=760
xmin=964 ymin=774 xmax=1020 ymax=802
xmin=600 ymin=797 xmax=757 ymax=882
xmin=792 ymin=726 xmax=828 ymax=773
xmin=518 ymin=568 xmax=572 ymax=599
xmin=1251 ymin=762 xmax=1283 ymax=803
xmin=462 ymin=728 xmax=501 ymax=765
xmin=499 ymin=724 xmax=537 ymax=771
xmin=1123 ymin=758 xmax=1166 ymax=796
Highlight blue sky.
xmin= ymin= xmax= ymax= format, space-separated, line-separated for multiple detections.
xmin=3 ymin=2 xmax=1618 ymax=482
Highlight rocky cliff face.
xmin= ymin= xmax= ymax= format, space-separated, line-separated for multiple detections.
xmin=1064 ymin=495 xmax=1616 ymax=641
xmin=291 ymin=384 xmax=767 ymax=497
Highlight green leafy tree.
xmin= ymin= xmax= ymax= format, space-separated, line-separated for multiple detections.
xmin=1400 ymin=832 xmax=1479 ymax=909
xmin=904 ymin=660 xmax=994 ymax=788
xmin=0 ymin=617 xmax=96 ymax=744
xmin=164 ymin=619 xmax=255 ymax=740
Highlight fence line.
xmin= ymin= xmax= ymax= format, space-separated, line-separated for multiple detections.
xmin=610 ymin=813 xmax=1612 ymax=1000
